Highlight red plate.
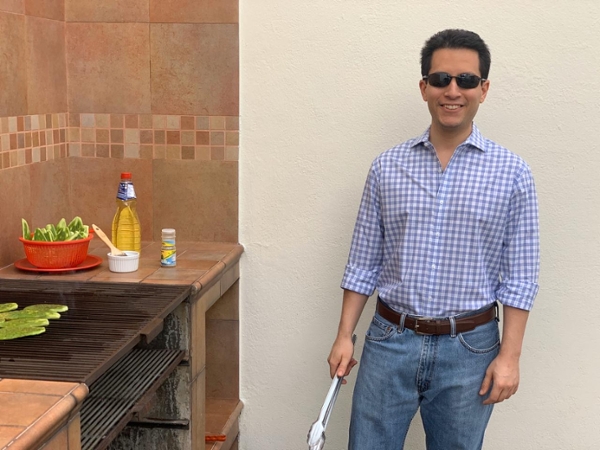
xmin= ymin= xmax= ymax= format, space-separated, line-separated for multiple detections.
xmin=14 ymin=255 xmax=103 ymax=273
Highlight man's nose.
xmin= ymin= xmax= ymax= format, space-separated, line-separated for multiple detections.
xmin=445 ymin=78 xmax=461 ymax=96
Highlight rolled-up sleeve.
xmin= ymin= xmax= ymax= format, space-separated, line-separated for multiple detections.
xmin=341 ymin=161 xmax=385 ymax=296
xmin=496 ymin=165 xmax=540 ymax=310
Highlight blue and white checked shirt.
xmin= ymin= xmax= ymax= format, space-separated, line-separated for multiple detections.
xmin=341 ymin=124 xmax=540 ymax=316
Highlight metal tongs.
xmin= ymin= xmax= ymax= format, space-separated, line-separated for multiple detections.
xmin=307 ymin=334 xmax=356 ymax=450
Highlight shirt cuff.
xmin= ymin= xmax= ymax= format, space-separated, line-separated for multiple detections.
xmin=495 ymin=280 xmax=539 ymax=311
xmin=340 ymin=265 xmax=379 ymax=296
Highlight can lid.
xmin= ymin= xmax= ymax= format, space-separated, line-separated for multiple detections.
xmin=121 ymin=172 xmax=132 ymax=179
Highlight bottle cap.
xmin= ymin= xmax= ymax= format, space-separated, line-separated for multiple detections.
xmin=162 ymin=228 xmax=176 ymax=237
xmin=121 ymin=172 xmax=132 ymax=179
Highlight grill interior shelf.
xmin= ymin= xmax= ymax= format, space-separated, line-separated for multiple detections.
xmin=81 ymin=348 xmax=185 ymax=450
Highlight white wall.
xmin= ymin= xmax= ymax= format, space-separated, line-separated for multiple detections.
xmin=240 ymin=1 xmax=600 ymax=449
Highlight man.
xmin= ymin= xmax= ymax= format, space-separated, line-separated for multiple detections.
xmin=327 ymin=29 xmax=540 ymax=450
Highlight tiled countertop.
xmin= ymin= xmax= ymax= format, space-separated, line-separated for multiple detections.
xmin=0 ymin=241 xmax=243 ymax=450
xmin=0 ymin=240 xmax=243 ymax=293
xmin=0 ymin=379 xmax=88 ymax=450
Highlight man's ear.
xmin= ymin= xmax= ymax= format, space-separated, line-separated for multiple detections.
xmin=419 ymin=79 xmax=428 ymax=101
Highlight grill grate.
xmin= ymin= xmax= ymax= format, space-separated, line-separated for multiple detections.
xmin=80 ymin=348 xmax=184 ymax=450
xmin=0 ymin=280 xmax=190 ymax=384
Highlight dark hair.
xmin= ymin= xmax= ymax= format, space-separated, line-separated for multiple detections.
xmin=420 ymin=29 xmax=491 ymax=79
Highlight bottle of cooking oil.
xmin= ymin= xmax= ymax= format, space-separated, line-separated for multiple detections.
xmin=112 ymin=172 xmax=141 ymax=253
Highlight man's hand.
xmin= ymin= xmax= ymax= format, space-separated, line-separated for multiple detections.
xmin=327 ymin=335 xmax=357 ymax=384
xmin=479 ymin=353 xmax=520 ymax=404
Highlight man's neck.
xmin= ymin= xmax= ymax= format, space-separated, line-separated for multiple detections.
xmin=428 ymin=123 xmax=473 ymax=170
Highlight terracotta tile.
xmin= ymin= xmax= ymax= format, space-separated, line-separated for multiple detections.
xmin=68 ymin=415 xmax=81 ymax=449
xmin=68 ymin=113 xmax=79 ymax=127
xmin=166 ymin=115 xmax=180 ymax=129
xmin=210 ymin=116 xmax=225 ymax=130
xmin=196 ymin=116 xmax=209 ymax=130
xmin=17 ymin=116 xmax=24 ymax=131
xmin=80 ymin=113 xmax=94 ymax=127
xmin=0 ymin=392 xmax=61 ymax=426
xmin=125 ymin=114 xmax=139 ymax=128
xmin=181 ymin=116 xmax=195 ymax=130
xmin=124 ymin=143 xmax=140 ymax=158
xmin=67 ymin=142 xmax=79 ymax=156
xmin=166 ymin=130 xmax=180 ymax=144
xmin=152 ymin=160 xmax=237 ymax=241
xmin=0 ymin=12 xmax=27 ymax=116
xmin=140 ymin=144 xmax=152 ymax=159
xmin=139 ymin=130 xmax=153 ymax=144
xmin=154 ymin=130 xmax=165 ymax=144
xmin=0 ymin=0 xmax=24 ymax=14
xmin=17 ymin=133 xmax=24 ymax=148
xmin=67 ymin=23 xmax=151 ymax=114
xmin=66 ymin=0 xmax=149 ymax=22
xmin=196 ymin=131 xmax=209 ymax=145
xmin=125 ymin=129 xmax=139 ymax=144
xmin=81 ymin=128 xmax=94 ymax=142
xmin=225 ymin=116 xmax=238 ymax=130
xmin=111 ymin=144 xmax=124 ymax=158
xmin=69 ymin=127 xmax=81 ymax=142
xmin=153 ymin=145 xmax=165 ymax=159
xmin=29 ymin=158 xmax=70 ymax=231
xmin=150 ymin=24 xmax=238 ymax=115
xmin=181 ymin=131 xmax=195 ymax=146
xmin=195 ymin=146 xmax=210 ymax=160
xmin=42 ymin=428 xmax=69 ymax=450
xmin=225 ymin=131 xmax=238 ymax=146
xmin=211 ymin=146 xmax=224 ymax=160
xmin=96 ymin=129 xmax=109 ymax=143
xmin=110 ymin=114 xmax=124 ymax=128
xmin=68 ymin=157 xmax=153 ymax=243
xmin=96 ymin=144 xmax=109 ymax=157
xmin=166 ymin=145 xmax=180 ymax=159
xmin=152 ymin=114 xmax=166 ymax=129
xmin=0 ymin=380 xmax=79 ymax=396
xmin=205 ymin=319 xmax=238 ymax=398
xmin=111 ymin=129 xmax=124 ymax=143
xmin=210 ymin=131 xmax=224 ymax=145
xmin=150 ymin=0 xmax=237 ymax=24
xmin=224 ymin=146 xmax=238 ymax=161
xmin=25 ymin=0 xmax=64 ymax=21
xmin=140 ymin=114 xmax=153 ymax=128
xmin=81 ymin=143 xmax=95 ymax=157
xmin=95 ymin=113 xmax=110 ymax=128
xmin=0 ymin=164 xmax=30 ymax=266
xmin=182 ymin=146 xmax=195 ymax=159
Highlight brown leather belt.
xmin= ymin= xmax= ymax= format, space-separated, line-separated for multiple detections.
xmin=376 ymin=299 xmax=496 ymax=335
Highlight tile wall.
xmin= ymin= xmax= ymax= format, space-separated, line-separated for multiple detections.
xmin=0 ymin=1 xmax=240 ymax=267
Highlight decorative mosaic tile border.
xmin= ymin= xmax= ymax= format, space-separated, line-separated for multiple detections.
xmin=0 ymin=113 xmax=68 ymax=170
xmin=0 ymin=113 xmax=239 ymax=171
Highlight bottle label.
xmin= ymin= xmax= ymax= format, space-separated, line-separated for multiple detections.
xmin=161 ymin=240 xmax=176 ymax=267
xmin=117 ymin=182 xmax=137 ymax=201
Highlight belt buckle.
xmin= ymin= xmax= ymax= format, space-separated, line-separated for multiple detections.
xmin=414 ymin=318 xmax=434 ymax=336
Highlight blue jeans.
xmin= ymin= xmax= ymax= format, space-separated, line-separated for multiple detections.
xmin=349 ymin=307 xmax=500 ymax=450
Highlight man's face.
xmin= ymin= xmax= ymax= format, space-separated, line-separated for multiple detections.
xmin=419 ymin=48 xmax=489 ymax=137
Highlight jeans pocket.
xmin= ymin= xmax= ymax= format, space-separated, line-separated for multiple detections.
xmin=365 ymin=315 xmax=396 ymax=342
xmin=458 ymin=321 xmax=500 ymax=354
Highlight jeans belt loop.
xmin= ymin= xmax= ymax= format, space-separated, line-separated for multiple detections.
xmin=449 ymin=316 xmax=457 ymax=338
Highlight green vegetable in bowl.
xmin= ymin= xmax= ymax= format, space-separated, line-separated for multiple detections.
xmin=21 ymin=216 xmax=90 ymax=241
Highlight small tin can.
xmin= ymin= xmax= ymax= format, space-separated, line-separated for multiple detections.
xmin=160 ymin=228 xmax=176 ymax=267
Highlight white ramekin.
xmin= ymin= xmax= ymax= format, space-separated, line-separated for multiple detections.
xmin=107 ymin=251 xmax=140 ymax=273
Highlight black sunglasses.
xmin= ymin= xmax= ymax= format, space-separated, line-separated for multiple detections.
xmin=423 ymin=72 xmax=486 ymax=89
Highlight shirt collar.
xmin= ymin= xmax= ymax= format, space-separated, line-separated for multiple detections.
xmin=412 ymin=123 xmax=487 ymax=152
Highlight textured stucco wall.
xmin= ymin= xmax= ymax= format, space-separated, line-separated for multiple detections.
xmin=240 ymin=1 xmax=600 ymax=449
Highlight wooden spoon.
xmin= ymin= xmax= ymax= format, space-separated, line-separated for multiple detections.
xmin=91 ymin=224 xmax=127 ymax=256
